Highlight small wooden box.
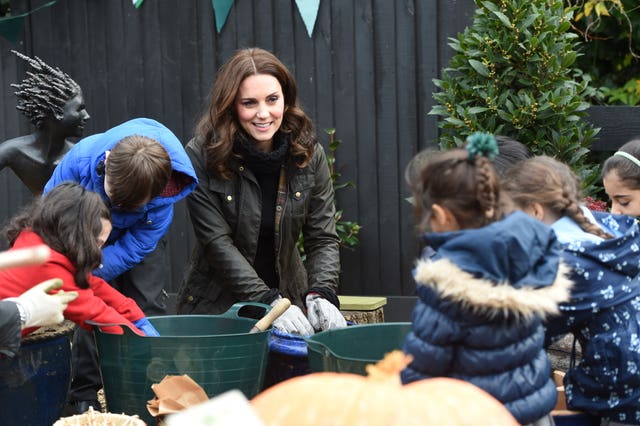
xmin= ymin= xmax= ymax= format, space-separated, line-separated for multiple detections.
xmin=338 ymin=295 xmax=387 ymax=324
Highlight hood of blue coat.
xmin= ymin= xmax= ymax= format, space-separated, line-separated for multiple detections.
xmin=88 ymin=117 xmax=198 ymax=208
xmin=424 ymin=211 xmax=563 ymax=288
xmin=415 ymin=211 xmax=573 ymax=320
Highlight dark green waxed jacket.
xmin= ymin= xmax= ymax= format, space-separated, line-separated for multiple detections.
xmin=176 ymin=137 xmax=341 ymax=314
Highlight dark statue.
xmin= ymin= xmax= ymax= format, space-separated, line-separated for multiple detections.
xmin=0 ymin=51 xmax=90 ymax=194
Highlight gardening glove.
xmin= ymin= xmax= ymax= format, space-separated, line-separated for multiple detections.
xmin=133 ymin=317 xmax=160 ymax=336
xmin=271 ymin=297 xmax=315 ymax=336
xmin=306 ymin=293 xmax=347 ymax=332
xmin=8 ymin=278 xmax=78 ymax=329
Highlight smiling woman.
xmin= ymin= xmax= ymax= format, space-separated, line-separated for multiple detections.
xmin=235 ymin=73 xmax=285 ymax=152
xmin=177 ymin=47 xmax=347 ymax=337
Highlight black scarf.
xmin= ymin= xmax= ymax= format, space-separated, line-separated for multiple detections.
xmin=234 ymin=131 xmax=290 ymax=173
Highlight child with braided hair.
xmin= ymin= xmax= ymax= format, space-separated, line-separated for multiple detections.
xmin=503 ymin=155 xmax=640 ymax=425
xmin=401 ymin=133 xmax=572 ymax=426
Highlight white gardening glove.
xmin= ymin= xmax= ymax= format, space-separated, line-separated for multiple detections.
xmin=7 ymin=278 xmax=78 ymax=329
xmin=271 ymin=297 xmax=315 ymax=336
xmin=306 ymin=293 xmax=347 ymax=332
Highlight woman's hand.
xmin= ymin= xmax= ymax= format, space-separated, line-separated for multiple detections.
xmin=306 ymin=293 xmax=347 ymax=331
xmin=271 ymin=297 xmax=314 ymax=335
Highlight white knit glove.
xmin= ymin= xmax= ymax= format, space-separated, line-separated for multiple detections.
xmin=306 ymin=293 xmax=347 ymax=332
xmin=7 ymin=278 xmax=78 ymax=329
xmin=271 ymin=297 xmax=315 ymax=336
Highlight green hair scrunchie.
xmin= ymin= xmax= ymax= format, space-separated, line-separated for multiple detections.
xmin=466 ymin=132 xmax=499 ymax=161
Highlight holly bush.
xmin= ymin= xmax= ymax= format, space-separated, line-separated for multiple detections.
xmin=430 ymin=0 xmax=601 ymax=193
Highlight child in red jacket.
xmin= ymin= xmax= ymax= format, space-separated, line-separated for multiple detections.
xmin=0 ymin=182 xmax=158 ymax=337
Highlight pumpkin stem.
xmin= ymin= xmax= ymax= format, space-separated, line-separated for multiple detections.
xmin=365 ymin=350 xmax=413 ymax=385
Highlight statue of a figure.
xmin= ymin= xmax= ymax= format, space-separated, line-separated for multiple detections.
xmin=0 ymin=51 xmax=90 ymax=194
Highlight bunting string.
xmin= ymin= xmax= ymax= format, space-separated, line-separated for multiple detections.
xmin=0 ymin=0 xmax=58 ymax=46
xmin=0 ymin=0 xmax=321 ymax=46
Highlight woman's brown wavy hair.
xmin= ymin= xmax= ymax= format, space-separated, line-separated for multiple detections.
xmin=195 ymin=47 xmax=316 ymax=179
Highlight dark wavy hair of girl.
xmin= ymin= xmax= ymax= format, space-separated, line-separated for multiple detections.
xmin=4 ymin=182 xmax=111 ymax=288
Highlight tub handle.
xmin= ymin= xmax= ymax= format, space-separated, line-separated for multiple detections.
xmin=304 ymin=338 xmax=333 ymax=359
xmin=86 ymin=319 xmax=140 ymax=335
xmin=221 ymin=302 xmax=272 ymax=320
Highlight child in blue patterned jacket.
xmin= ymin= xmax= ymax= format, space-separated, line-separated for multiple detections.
xmin=401 ymin=133 xmax=572 ymax=426
xmin=504 ymin=155 xmax=640 ymax=426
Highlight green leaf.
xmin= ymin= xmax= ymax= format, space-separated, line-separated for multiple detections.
xmin=429 ymin=105 xmax=448 ymax=116
xmin=519 ymin=13 xmax=537 ymax=30
xmin=468 ymin=106 xmax=489 ymax=114
xmin=491 ymin=11 xmax=512 ymax=28
xmin=444 ymin=117 xmax=466 ymax=126
xmin=481 ymin=1 xmax=498 ymax=13
xmin=468 ymin=59 xmax=490 ymax=77
xmin=561 ymin=51 xmax=577 ymax=67
xmin=497 ymin=109 xmax=512 ymax=121
xmin=557 ymin=21 xmax=570 ymax=32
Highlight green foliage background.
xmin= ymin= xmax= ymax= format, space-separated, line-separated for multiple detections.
xmin=567 ymin=0 xmax=640 ymax=106
xmin=430 ymin=0 xmax=601 ymax=193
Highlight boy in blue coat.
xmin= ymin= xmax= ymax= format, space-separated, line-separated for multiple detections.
xmin=44 ymin=117 xmax=197 ymax=414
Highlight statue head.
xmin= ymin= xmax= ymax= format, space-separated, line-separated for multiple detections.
xmin=10 ymin=50 xmax=87 ymax=132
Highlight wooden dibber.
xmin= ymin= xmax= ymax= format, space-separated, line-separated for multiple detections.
xmin=250 ymin=298 xmax=291 ymax=333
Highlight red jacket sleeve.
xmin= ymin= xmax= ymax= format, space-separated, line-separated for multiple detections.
xmin=41 ymin=263 xmax=145 ymax=336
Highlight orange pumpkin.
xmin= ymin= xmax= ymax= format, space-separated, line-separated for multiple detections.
xmin=251 ymin=351 xmax=518 ymax=426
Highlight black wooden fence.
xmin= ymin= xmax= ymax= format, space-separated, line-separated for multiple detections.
xmin=0 ymin=0 xmax=476 ymax=297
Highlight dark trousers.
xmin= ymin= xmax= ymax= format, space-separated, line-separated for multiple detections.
xmin=67 ymin=238 xmax=169 ymax=402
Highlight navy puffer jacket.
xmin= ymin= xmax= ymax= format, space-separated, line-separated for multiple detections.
xmin=402 ymin=211 xmax=573 ymax=424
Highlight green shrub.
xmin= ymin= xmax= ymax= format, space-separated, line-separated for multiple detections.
xmin=567 ymin=0 xmax=640 ymax=105
xmin=430 ymin=0 xmax=601 ymax=193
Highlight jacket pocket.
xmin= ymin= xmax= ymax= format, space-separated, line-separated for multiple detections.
xmin=288 ymin=172 xmax=315 ymax=219
xmin=207 ymin=178 xmax=238 ymax=230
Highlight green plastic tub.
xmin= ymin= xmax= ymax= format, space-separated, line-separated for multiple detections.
xmin=305 ymin=322 xmax=412 ymax=375
xmin=88 ymin=303 xmax=271 ymax=425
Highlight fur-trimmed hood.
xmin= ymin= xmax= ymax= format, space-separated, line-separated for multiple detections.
xmin=414 ymin=257 xmax=573 ymax=320
xmin=416 ymin=210 xmax=573 ymax=320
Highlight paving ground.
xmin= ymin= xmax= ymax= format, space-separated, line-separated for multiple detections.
xmin=547 ymin=334 xmax=580 ymax=372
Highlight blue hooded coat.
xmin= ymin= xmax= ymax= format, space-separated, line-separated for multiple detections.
xmin=43 ymin=118 xmax=197 ymax=281
xmin=401 ymin=211 xmax=573 ymax=425
xmin=548 ymin=211 xmax=640 ymax=424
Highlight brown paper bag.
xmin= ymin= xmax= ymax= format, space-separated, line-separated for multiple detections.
xmin=147 ymin=375 xmax=209 ymax=418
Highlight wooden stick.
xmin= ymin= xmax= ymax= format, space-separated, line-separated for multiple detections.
xmin=250 ymin=298 xmax=292 ymax=333
xmin=0 ymin=245 xmax=50 ymax=270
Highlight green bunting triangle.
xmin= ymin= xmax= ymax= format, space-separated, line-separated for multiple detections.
xmin=0 ymin=15 xmax=25 ymax=46
xmin=295 ymin=0 xmax=320 ymax=38
xmin=133 ymin=0 xmax=144 ymax=9
xmin=212 ymin=0 xmax=234 ymax=34
xmin=0 ymin=0 xmax=58 ymax=46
